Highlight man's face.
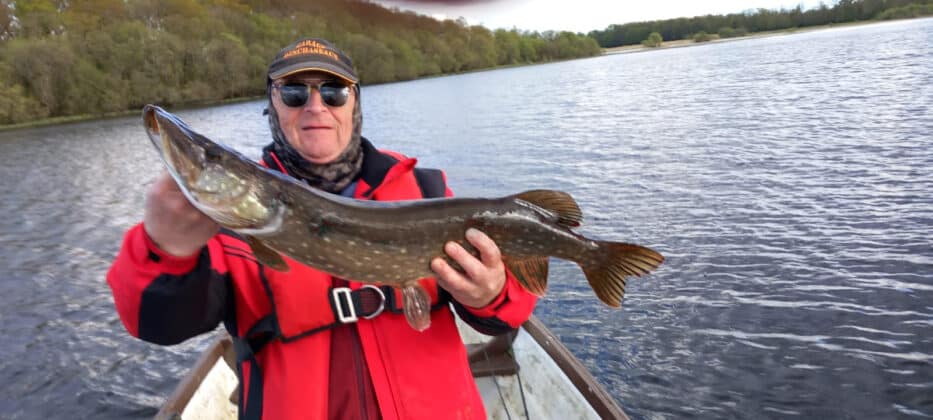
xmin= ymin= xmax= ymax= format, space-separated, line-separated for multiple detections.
xmin=271 ymin=71 xmax=356 ymax=164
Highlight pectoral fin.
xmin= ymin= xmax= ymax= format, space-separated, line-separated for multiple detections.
xmin=245 ymin=236 xmax=290 ymax=272
xmin=401 ymin=283 xmax=432 ymax=332
xmin=504 ymin=256 xmax=549 ymax=296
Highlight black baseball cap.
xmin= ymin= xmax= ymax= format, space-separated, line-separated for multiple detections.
xmin=267 ymin=37 xmax=359 ymax=84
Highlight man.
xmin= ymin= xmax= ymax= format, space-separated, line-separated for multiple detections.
xmin=107 ymin=37 xmax=537 ymax=419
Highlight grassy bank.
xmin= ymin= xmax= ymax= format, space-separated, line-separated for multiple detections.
xmin=0 ymin=96 xmax=264 ymax=133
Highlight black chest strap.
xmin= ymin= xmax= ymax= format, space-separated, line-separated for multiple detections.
xmin=232 ymin=285 xmax=450 ymax=364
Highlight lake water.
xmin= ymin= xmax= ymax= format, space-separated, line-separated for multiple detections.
xmin=1 ymin=18 xmax=931 ymax=419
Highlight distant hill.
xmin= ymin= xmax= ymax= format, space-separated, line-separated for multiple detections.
xmin=0 ymin=0 xmax=600 ymax=125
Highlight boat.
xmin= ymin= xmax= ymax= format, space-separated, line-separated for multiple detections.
xmin=155 ymin=315 xmax=629 ymax=419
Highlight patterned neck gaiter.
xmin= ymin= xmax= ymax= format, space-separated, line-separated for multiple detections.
xmin=262 ymin=84 xmax=364 ymax=194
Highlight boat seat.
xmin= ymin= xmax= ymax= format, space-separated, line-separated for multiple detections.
xmin=466 ymin=329 xmax=520 ymax=377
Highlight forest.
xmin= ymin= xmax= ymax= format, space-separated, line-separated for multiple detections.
xmin=589 ymin=0 xmax=933 ymax=48
xmin=0 ymin=0 xmax=601 ymax=125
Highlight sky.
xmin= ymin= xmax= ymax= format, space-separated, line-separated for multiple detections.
xmin=374 ymin=0 xmax=826 ymax=33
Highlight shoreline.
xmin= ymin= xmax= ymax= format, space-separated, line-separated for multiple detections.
xmin=0 ymin=61 xmax=565 ymax=133
xmin=601 ymin=18 xmax=920 ymax=55
xmin=0 ymin=96 xmax=264 ymax=133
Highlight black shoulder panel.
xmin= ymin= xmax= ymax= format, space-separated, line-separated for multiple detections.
xmin=359 ymin=137 xmax=399 ymax=194
xmin=138 ymin=248 xmax=230 ymax=345
xmin=413 ymin=168 xmax=446 ymax=199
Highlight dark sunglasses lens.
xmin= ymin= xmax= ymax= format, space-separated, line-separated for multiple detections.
xmin=319 ymin=83 xmax=350 ymax=107
xmin=280 ymin=84 xmax=309 ymax=107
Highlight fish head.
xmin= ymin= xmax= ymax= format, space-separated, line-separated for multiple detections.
xmin=143 ymin=105 xmax=279 ymax=229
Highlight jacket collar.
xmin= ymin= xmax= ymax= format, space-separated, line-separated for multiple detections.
xmin=358 ymin=137 xmax=397 ymax=189
xmin=357 ymin=137 xmax=417 ymax=198
xmin=261 ymin=137 xmax=414 ymax=198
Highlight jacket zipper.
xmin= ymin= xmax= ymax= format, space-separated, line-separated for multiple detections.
xmin=350 ymin=325 xmax=368 ymax=419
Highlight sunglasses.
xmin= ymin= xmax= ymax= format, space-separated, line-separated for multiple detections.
xmin=273 ymin=80 xmax=352 ymax=108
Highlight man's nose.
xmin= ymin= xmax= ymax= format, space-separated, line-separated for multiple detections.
xmin=303 ymin=89 xmax=328 ymax=113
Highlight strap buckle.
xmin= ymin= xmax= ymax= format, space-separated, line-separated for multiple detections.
xmin=332 ymin=285 xmax=387 ymax=324
xmin=332 ymin=287 xmax=357 ymax=323
xmin=360 ymin=285 xmax=386 ymax=320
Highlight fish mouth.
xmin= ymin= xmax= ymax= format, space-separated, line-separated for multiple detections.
xmin=143 ymin=105 xmax=220 ymax=203
xmin=144 ymin=105 xmax=203 ymax=185
xmin=143 ymin=105 xmax=167 ymax=160
xmin=143 ymin=104 xmax=273 ymax=227
xmin=143 ymin=105 xmax=157 ymax=136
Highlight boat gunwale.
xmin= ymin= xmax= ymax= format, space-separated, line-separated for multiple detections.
xmin=154 ymin=315 xmax=628 ymax=419
xmin=522 ymin=315 xmax=629 ymax=420
xmin=155 ymin=338 xmax=233 ymax=420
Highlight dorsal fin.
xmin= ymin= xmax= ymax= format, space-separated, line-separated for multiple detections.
xmin=515 ymin=190 xmax=583 ymax=227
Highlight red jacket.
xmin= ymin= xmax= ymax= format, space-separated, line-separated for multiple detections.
xmin=107 ymin=139 xmax=537 ymax=419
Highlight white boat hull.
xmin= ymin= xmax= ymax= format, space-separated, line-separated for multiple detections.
xmin=159 ymin=315 xmax=627 ymax=420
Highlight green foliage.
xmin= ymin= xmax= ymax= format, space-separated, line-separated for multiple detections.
xmin=494 ymin=29 xmax=523 ymax=65
xmin=0 ymin=62 xmax=46 ymax=123
xmin=0 ymin=82 xmax=46 ymax=123
xmin=642 ymin=32 xmax=663 ymax=48
xmin=344 ymin=33 xmax=396 ymax=84
xmin=591 ymin=0 xmax=933 ymax=48
xmin=5 ymin=38 xmax=75 ymax=116
xmin=0 ymin=0 xmax=602 ymax=125
xmin=877 ymin=3 xmax=933 ymax=19
xmin=13 ymin=0 xmax=63 ymax=38
xmin=693 ymin=31 xmax=714 ymax=42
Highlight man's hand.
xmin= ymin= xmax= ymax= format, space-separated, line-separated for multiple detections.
xmin=143 ymin=172 xmax=219 ymax=257
xmin=431 ymin=228 xmax=507 ymax=308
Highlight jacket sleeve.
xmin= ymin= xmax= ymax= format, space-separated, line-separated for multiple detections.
xmin=107 ymin=223 xmax=230 ymax=345
xmin=451 ymin=268 xmax=538 ymax=336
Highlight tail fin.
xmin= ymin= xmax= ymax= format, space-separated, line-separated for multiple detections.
xmin=579 ymin=242 xmax=664 ymax=307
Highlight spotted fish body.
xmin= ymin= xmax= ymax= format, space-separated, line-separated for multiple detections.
xmin=143 ymin=105 xmax=664 ymax=331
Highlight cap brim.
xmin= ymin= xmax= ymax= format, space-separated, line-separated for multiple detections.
xmin=269 ymin=63 xmax=358 ymax=84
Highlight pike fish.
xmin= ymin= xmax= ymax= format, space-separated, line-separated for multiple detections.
xmin=143 ymin=104 xmax=664 ymax=331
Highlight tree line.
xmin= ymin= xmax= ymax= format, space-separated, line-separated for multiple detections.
xmin=0 ymin=0 xmax=601 ymax=125
xmin=589 ymin=0 xmax=933 ymax=48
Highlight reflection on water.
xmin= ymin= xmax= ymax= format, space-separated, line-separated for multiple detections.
xmin=1 ymin=18 xmax=931 ymax=419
